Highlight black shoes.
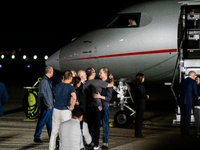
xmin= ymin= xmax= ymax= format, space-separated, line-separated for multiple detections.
xmin=101 ymin=145 xmax=109 ymax=150
xmin=34 ymin=138 xmax=42 ymax=143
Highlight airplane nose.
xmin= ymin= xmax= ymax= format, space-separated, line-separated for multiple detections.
xmin=45 ymin=50 xmax=61 ymax=71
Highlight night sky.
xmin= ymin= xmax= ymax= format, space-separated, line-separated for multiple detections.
xmin=0 ymin=1 xmax=143 ymax=79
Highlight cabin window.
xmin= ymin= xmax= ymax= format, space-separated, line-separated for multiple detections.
xmin=106 ymin=13 xmax=141 ymax=28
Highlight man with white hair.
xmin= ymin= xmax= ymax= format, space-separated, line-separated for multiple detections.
xmin=77 ymin=70 xmax=87 ymax=120
xmin=179 ymin=71 xmax=199 ymax=137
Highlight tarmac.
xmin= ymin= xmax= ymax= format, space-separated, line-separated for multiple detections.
xmin=0 ymin=79 xmax=200 ymax=150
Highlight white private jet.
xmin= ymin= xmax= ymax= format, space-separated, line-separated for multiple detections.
xmin=46 ymin=0 xmax=200 ymax=126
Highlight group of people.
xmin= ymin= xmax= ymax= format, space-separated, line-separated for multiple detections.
xmin=33 ymin=66 xmax=116 ymax=150
xmin=179 ymin=70 xmax=200 ymax=137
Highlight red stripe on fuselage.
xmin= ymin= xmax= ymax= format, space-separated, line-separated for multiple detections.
xmin=61 ymin=49 xmax=177 ymax=62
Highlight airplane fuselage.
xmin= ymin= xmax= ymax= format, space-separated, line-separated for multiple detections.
xmin=46 ymin=0 xmax=200 ymax=82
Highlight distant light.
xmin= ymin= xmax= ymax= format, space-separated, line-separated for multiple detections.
xmin=44 ymin=55 xmax=48 ymax=60
xmin=19 ymin=48 xmax=21 ymax=52
xmin=11 ymin=55 xmax=15 ymax=59
xmin=0 ymin=64 xmax=2 ymax=68
xmin=27 ymin=65 xmax=30 ymax=68
xmin=164 ymin=82 xmax=171 ymax=86
xmin=33 ymin=55 xmax=37 ymax=60
xmin=1 ymin=55 xmax=4 ymax=59
xmin=23 ymin=55 xmax=27 ymax=59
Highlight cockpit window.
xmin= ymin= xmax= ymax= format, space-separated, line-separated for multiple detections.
xmin=106 ymin=13 xmax=141 ymax=28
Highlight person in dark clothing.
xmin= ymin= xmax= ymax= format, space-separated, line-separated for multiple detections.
xmin=83 ymin=67 xmax=114 ymax=149
xmin=34 ymin=66 xmax=54 ymax=143
xmin=179 ymin=71 xmax=199 ymax=137
xmin=71 ymin=76 xmax=82 ymax=106
xmin=134 ymin=73 xmax=149 ymax=138
xmin=0 ymin=82 xmax=9 ymax=116
xmin=77 ymin=70 xmax=87 ymax=121
xmin=94 ymin=67 xmax=113 ymax=150
xmin=194 ymin=76 xmax=200 ymax=136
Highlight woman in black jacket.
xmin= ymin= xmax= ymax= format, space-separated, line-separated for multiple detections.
xmin=134 ymin=73 xmax=149 ymax=138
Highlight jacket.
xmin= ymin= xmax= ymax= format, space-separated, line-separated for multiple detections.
xmin=179 ymin=77 xmax=199 ymax=107
xmin=135 ymin=83 xmax=147 ymax=110
xmin=37 ymin=75 xmax=54 ymax=109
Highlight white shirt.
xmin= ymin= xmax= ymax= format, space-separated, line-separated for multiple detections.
xmin=59 ymin=118 xmax=92 ymax=150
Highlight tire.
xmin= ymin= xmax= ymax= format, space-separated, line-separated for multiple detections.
xmin=114 ymin=110 xmax=134 ymax=127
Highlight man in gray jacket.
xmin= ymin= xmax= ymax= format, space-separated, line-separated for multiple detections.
xmin=34 ymin=66 xmax=54 ymax=143
xmin=59 ymin=107 xmax=92 ymax=150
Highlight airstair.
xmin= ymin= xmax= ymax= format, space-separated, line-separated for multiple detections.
xmin=172 ymin=4 xmax=200 ymax=125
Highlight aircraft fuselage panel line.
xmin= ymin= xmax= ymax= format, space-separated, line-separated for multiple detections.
xmin=60 ymin=49 xmax=177 ymax=62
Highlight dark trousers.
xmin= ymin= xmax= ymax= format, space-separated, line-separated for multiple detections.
xmin=135 ymin=108 xmax=145 ymax=137
xmin=34 ymin=108 xmax=53 ymax=139
xmin=86 ymin=106 xmax=102 ymax=146
xmin=180 ymin=104 xmax=192 ymax=136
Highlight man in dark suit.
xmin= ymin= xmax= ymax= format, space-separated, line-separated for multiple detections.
xmin=179 ymin=71 xmax=199 ymax=137
xmin=77 ymin=70 xmax=87 ymax=121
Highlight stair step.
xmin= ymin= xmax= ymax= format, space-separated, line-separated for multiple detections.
xmin=184 ymin=59 xmax=200 ymax=68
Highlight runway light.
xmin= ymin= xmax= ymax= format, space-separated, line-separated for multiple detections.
xmin=33 ymin=55 xmax=37 ymax=60
xmin=19 ymin=48 xmax=21 ymax=52
xmin=23 ymin=55 xmax=27 ymax=59
xmin=11 ymin=55 xmax=15 ymax=59
xmin=1 ymin=55 xmax=4 ymax=59
xmin=27 ymin=65 xmax=30 ymax=68
xmin=164 ymin=82 xmax=171 ymax=85
xmin=0 ymin=64 xmax=2 ymax=68
xmin=44 ymin=55 xmax=48 ymax=60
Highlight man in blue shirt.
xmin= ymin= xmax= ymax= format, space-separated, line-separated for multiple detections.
xmin=0 ymin=82 xmax=9 ymax=116
xmin=49 ymin=70 xmax=76 ymax=150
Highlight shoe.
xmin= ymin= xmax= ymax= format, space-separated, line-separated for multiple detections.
xmin=34 ymin=138 xmax=42 ymax=143
xmin=93 ymin=145 xmax=100 ymax=150
xmin=101 ymin=145 xmax=109 ymax=150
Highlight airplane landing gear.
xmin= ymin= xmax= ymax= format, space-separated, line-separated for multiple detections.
xmin=114 ymin=110 xmax=134 ymax=127
xmin=112 ymin=81 xmax=135 ymax=127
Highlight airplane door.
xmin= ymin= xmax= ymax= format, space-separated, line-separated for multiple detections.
xmin=178 ymin=5 xmax=200 ymax=59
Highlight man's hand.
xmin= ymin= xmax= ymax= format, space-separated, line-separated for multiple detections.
xmin=48 ymin=106 xmax=52 ymax=110
xmin=109 ymin=74 xmax=114 ymax=80
xmin=67 ymin=106 xmax=74 ymax=111
xmin=147 ymin=95 xmax=150 ymax=99
xmin=93 ymin=92 xmax=101 ymax=99
xmin=198 ymin=96 xmax=200 ymax=100
xmin=76 ymin=100 xmax=79 ymax=105
xmin=93 ymin=92 xmax=106 ymax=100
